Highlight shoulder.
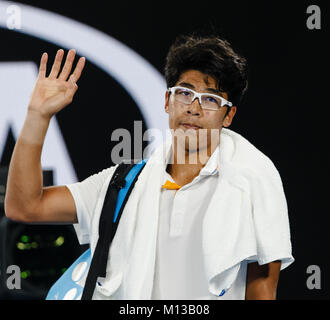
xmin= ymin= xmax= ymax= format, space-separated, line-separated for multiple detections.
xmin=221 ymin=129 xmax=282 ymax=182
xmin=82 ymin=164 xmax=119 ymax=185
xmin=67 ymin=164 xmax=119 ymax=196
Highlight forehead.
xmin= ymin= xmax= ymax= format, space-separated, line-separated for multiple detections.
xmin=176 ymin=70 xmax=218 ymax=89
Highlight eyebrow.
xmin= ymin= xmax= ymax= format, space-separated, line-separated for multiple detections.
xmin=177 ymin=82 xmax=224 ymax=96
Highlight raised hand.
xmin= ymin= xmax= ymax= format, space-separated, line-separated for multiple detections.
xmin=28 ymin=49 xmax=86 ymax=119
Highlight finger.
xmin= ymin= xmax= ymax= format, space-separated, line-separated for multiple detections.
xmin=64 ymin=74 xmax=79 ymax=102
xmin=58 ymin=49 xmax=76 ymax=81
xmin=38 ymin=52 xmax=48 ymax=79
xmin=48 ymin=49 xmax=64 ymax=79
xmin=71 ymin=56 xmax=86 ymax=83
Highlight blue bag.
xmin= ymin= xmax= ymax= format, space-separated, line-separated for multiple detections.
xmin=46 ymin=160 xmax=146 ymax=300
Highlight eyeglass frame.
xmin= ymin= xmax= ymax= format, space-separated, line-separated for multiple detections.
xmin=167 ymin=86 xmax=233 ymax=110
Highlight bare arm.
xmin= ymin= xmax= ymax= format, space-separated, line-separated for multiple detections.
xmin=5 ymin=49 xmax=85 ymax=223
xmin=245 ymin=261 xmax=281 ymax=300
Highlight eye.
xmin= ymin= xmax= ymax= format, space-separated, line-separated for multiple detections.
xmin=205 ymin=96 xmax=218 ymax=104
xmin=176 ymin=88 xmax=192 ymax=96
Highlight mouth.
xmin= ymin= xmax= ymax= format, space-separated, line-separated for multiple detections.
xmin=180 ymin=122 xmax=202 ymax=130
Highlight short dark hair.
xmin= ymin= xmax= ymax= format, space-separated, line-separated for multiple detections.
xmin=164 ymin=34 xmax=248 ymax=106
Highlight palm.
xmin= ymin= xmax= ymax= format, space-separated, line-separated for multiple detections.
xmin=28 ymin=49 xmax=85 ymax=118
xmin=31 ymin=78 xmax=69 ymax=110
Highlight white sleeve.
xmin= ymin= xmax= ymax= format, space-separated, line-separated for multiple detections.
xmin=249 ymin=159 xmax=294 ymax=270
xmin=66 ymin=165 xmax=118 ymax=244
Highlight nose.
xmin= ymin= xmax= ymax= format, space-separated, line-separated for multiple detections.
xmin=186 ymin=97 xmax=202 ymax=116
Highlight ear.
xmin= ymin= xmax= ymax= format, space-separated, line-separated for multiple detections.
xmin=223 ymin=106 xmax=237 ymax=127
xmin=165 ymin=90 xmax=170 ymax=113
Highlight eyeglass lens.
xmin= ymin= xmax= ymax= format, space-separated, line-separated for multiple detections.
xmin=173 ymin=87 xmax=223 ymax=110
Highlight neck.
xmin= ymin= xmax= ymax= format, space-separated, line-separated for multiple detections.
xmin=166 ymin=137 xmax=219 ymax=186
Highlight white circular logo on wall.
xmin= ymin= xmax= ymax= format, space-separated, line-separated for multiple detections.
xmin=0 ymin=0 xmax=167 ymax=185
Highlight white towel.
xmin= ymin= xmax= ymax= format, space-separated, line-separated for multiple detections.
xmin=93 ymin=128 xmax=294 ymax=299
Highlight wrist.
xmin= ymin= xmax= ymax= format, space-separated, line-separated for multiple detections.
xmin=19 ymin=109 xmax=51 ymax=145
xmin=27 ymin=107 xmax=52 ymax=123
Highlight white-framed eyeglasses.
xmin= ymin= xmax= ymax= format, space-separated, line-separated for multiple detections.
xmin=168 ymin=86 xmax=233 ymax=111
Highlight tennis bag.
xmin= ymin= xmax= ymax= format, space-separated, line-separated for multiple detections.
xmin=46 ymin=159 xmax=147 ymax=300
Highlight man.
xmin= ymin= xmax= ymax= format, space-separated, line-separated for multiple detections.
xmin=5 ymin=35 xmax=294 ymax=300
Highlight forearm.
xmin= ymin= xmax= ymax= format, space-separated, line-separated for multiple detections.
xmin=245 ymin=279 xmax=277 ymax=300
xmin=5 ymin=109 xmax=51 ymax=219
xmin=245 ymin=261 xmax=281 ymax=300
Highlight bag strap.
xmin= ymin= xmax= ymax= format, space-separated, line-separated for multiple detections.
xmin=81 ymin=160 xmax=146 ymax=300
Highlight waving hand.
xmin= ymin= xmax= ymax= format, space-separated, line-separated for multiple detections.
xmin=28 ymin=49 xmax=86 ymax=119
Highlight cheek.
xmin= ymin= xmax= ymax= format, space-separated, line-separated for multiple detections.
xmin=168 ymin=102 xmax=183 ymax=117
xmin=167 ymin=105 xmax=175 ymax=119
xmin=167 ymin=105 xmax=181 ymax=128
xmin=203 ymin=111 xmax=224 ymax=128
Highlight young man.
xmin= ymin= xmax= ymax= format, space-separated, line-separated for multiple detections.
xmin=5 ymin=35 xmax=294 ymax=300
